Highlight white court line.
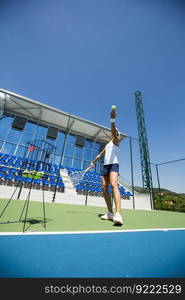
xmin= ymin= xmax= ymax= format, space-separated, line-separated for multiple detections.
xmin=0 ymin=228 xmax=185 ymax=236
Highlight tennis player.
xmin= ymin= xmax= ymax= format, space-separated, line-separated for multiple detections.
xmin=89 ymin=109 xmax=124 ymax=225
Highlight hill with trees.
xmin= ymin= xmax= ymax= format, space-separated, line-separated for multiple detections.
xmin=135 ymin=187 xmax=185 ymax=212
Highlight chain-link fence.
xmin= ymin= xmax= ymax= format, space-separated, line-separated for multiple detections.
xmin=119 ymin=136 xmax=185 ymax=212
xmin=151 ymin=158 xmax=185 ymax=212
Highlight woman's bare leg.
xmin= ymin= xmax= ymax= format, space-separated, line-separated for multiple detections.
xmin=109 ymin=172 xmax=121 ymax=213
xmin=101 ymin=175 xmax=113 ymax=213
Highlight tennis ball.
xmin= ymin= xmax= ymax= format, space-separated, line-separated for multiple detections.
xmin=22 ymin=170 xmax=29 ymax=178
xmin=111 ymin=105 xmax=117 ymax=110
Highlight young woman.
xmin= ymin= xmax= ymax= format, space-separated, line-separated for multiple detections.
xmin=89 ymin=109 xmax=124 ymax=225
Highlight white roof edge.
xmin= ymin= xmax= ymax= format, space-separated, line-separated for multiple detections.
xmin=0 ymin=88 xmax=127 ymax=139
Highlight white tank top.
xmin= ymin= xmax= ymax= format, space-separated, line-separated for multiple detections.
xmin=104 ymin=140 xmax=119 ymax=165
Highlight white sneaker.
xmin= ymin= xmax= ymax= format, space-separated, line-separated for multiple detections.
xmin=100 ymin=212 xmax=113 ymax=221
xmin=113 ymin=212 xmax=123 ymax=225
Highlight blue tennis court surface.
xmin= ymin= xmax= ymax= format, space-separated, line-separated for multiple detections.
xmin=0 ymin=229 xmax=185 ymax=278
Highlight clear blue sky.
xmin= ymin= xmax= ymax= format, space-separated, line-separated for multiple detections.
xmin=0 ymin=0 xmax=185 ymax=192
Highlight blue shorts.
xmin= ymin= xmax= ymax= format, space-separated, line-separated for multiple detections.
xmin=101 ymin=163 xmax=119 ymax=176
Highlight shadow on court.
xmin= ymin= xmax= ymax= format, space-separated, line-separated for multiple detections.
xmin=0 ymin=217 xmax=53 ymax=232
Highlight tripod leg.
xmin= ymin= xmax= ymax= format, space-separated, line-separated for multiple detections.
xmin=0 ymin=181 xmax=21 ymax=218
xmin=42 ymin=186 xmax=46 ymax=229
xmin=19 ymin=196 xmax=28 ymax=222
xmin=17 ymin=180 xmax=23 ymax=199
xmin=20 ymin=181 xmax=34 ymax=232
xmin=22 ymin=187 xmax=32 ymax=233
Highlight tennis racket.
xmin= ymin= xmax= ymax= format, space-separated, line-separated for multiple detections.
xmin=68 ymin=166 xmax=91 ymax=186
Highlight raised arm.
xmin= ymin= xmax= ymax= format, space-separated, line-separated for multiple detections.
xmin=110 ymin=109 xmax=119 ymax=145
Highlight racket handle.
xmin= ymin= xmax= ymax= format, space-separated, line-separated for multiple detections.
xmin=85 ymin=166 xmax=92 ymax=172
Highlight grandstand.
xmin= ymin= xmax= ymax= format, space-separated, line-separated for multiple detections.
xmin=0 ymin=88 xmax=151 ymax=211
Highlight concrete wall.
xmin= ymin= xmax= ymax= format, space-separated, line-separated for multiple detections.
xmin=0 ymin=184 xmax=152 ymax=211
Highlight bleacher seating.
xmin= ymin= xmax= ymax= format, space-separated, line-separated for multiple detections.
xmin=0 ymin=152 xmax=65 ymax=193
xmin=66 ymin=167 xmax=132 ymax=199
xmin=0 ymin=152 xmax=132 ymax=199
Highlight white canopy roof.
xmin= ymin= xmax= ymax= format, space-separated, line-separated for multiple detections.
xmin=0 ymin=88 xmax=127 ymax=144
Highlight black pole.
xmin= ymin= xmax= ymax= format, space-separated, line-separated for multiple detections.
xmin=129 ymin=137 xmax=135 ymax=209
xmin=42 ymin=185 xmax=46 ymax=228
xmin=149 ymin=183 xmax=154 ymax=210
xmin=156 ymin=164 xmax=162 ymax=209
xmin=17 ymin=180 xmax=24 ymax=200
xmin=85 ymin=188 xmax=88 ymax=206
xmin=20 ymin=183 xmax=33 ymax=232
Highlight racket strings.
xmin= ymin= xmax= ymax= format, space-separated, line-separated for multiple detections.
xmin=69 ymin=168 xmax=99 ymax=187
xmin=70 ymin=172 xmax=84 ymax=186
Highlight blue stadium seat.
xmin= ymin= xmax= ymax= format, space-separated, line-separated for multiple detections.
xmin=0 ymin=172 xmax=4 ymax=184
xmin=8 ymin=168 xmax=17 ymax=174
xmin=28 ymin=164 xmax=34 ymax=171
xmin=58 ymin=181 xmax=64 ymax=188
xmin=70 ymin=167 xmax=129 ymax=198
xmin=42 ymin=179 xmax=49 ymax=186
xmin=49 ymin=169 xmax=55 ymax=175
xmin=57 ymin=176 xmax=63 ymax=182
xmin=50 ymin=180 xmax=57 ymax=186
xmin=32 ymin=178 xmax=41 ymax=190
xmin=13 ymin=158 xmax=22 ymax=168
xmin=4 ymin=173 xmax=14 ymax=185
xmin=0 ymin=166 xmax=8 ymax=173
xmin=0 ymin=155 xmax=7 ymax=163
xmin=15 ymin=175 xmax=23 ymax=182
xmin=57 ymin=181 xmax=64 ymax=192
xmin=41 ymin=178 xmax=49 ymax=191
xmin=23 ymin=177 xmax=32 ymax=184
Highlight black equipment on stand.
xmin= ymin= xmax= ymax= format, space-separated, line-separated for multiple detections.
xmin=0 ymin=139 xmax=56 ymax=232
